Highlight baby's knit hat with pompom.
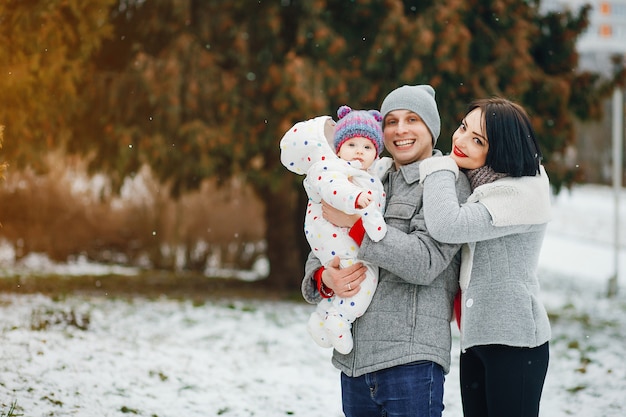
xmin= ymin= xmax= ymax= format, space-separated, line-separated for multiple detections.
xmin=333 ymin=106 xmax=384 ymax=156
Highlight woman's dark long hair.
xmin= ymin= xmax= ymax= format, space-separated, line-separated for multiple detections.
xmin=468 ymin=97 xmax=542 ymax=177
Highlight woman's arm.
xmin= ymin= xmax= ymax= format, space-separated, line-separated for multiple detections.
xmin=420 ymin=157 xmax=549 ymax=243
xmin=356 ymin=170 xmax=471 ymax=285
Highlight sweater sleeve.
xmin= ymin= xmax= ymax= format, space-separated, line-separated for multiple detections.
xmin=357 ymin=170 xmax=471 ymax=285
xmin=310 ymin=160 xmax=387 ymax=241
xmin=422 ymin=169 xmax=549 ymax=244
xmin=348 ymin=218 xmax=366 ymax=245
xmin=311 ymin=160 xmax=367 ymax=214
xmin=301 ymin=251 xmax=323 ymax=304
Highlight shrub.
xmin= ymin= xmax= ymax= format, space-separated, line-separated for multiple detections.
xmin=0 ymin=156 xmax=265 ymax=273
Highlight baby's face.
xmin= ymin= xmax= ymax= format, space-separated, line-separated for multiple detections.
xmin=337 ymin=136 xmax=377 ymax=170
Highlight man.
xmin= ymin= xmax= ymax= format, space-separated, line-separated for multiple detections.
xmin=302 ymin=85 xmax=471 ymax=417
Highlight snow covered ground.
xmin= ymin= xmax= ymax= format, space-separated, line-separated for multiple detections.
xmin=0 ymin=184 xmax=625 ymax=417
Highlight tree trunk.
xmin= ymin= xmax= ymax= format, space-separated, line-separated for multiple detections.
xmin=262 ymin=178 xmax=308 ymax=291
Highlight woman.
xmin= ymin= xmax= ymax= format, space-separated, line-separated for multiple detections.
xmin=419 ymin=97 xmax=552 ymax=417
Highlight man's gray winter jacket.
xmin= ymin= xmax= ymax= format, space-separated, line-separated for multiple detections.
xmin=302 ymin=153 xmax=471 ymax=377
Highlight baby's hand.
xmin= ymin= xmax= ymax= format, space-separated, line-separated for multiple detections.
xmin=356 ymin=192 xmax=373 ymax=209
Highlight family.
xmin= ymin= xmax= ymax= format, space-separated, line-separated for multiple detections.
xmin=280 ymin=85 xmax=552 ymax=417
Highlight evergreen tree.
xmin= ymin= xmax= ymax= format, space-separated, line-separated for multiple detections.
xmin=0 ymin=0 xmax=115 ymax=169
xmin=74 ymin=0 xmax=617 ymax=289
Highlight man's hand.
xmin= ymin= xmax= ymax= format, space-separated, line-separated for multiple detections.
xmin=322 ymin=256 xmax=367 ymax=297
xmin=322 ymin=200 xmax=360 ymax=227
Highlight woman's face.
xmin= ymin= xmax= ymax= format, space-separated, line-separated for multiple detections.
xmin=450 ymin=108 xmax=489 ymax=170
xmin=383 ymin=110 xmax=434 ymax=167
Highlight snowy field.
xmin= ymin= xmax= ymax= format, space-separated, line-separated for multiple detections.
xmin=1 ymin=183 xmax=625 ymax=417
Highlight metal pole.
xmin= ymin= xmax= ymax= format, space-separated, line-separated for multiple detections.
xmin=608 ymin=86 xmax=623 ymax=297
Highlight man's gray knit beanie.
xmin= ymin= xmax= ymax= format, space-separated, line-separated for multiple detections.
xmin=380 ymin=84 xmax=441 ymax=146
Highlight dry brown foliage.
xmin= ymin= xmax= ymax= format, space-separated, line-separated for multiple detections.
xmin=0 ymin=156 xmax=265 ymax=273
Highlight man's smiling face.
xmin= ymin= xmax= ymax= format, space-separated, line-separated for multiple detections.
xmin=383 ymin=110 xmax=434 ymax=167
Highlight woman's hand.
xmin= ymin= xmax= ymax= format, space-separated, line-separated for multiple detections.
xmin=322 ymin=256 xmax=367 ymax=297
xmin=321 ymin=200 xmax=360 ymax=227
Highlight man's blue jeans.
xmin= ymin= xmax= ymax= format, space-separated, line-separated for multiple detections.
xmin=341 ymin=361 xmax=445 ymax=417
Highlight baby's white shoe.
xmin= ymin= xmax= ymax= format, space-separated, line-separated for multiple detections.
xmin=324 ymin=314 xmax=353 ymax=354
xmin=306 ymin=312 xmax=332 ymax=348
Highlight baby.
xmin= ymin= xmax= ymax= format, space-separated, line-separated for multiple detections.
xmin=280 ymin=106 xmax=391 ymax=354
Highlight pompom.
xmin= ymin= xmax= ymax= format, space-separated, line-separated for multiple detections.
xmin=368 ymin=110 xmax=383 ymax=123
xmin=337 ymin=105 xmax=352 ymax=120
